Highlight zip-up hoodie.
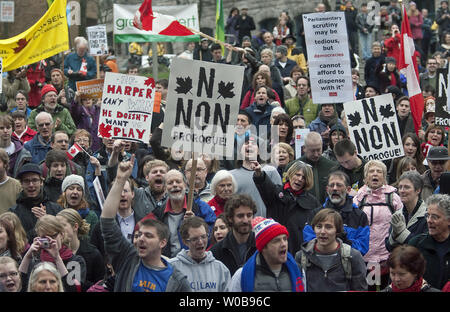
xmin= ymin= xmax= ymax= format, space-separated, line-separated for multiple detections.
xmin=169 ymin=249 xmax=231 ymax=292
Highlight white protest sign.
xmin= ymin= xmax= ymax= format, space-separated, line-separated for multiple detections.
xmin=295 ymin=128 xmax=310 ymax=159
xmin=98 ymin=72 xmax=155 ymax=144
xmin=303 ymin=12 xmax=353 ymax=104
xmin=87 ymin=25 xmax=108 ymax=55
xmin=343 ymin=93 xmax=404 ymax=161
xmin=161 ymin=58 xmax=244 ymax=158
xmin=93 ymin=177 xmax=105 ymax=210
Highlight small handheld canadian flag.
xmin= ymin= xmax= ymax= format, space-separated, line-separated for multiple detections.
xmin=67 ymin=143 xmax=83 ymax=160
xmin=79 ymin=58 xmax=88 ymax=76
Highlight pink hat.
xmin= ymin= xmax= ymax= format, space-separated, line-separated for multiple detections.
xmin=252 ymin=216 xmax=289 ymax=252
xmin=40 ymin=84 xmax=57 ymax=98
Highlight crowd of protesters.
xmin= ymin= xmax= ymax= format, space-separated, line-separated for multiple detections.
xmin=0 ymin=0 xmax=449 ymax=293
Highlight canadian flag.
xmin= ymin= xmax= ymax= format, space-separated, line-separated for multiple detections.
xmin=67 ymin=143 xmax=82 ymax=160
xmin=398 ymin=4 xmax=424 ymax=135
xmin=79 ymin=58 xmax=88 ymax=76
xmin=133 ymin=0 xmax=194 ymax=36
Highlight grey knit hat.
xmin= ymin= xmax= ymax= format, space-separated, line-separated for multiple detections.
xmin=62 ymin=174 xmax=85 ymax=193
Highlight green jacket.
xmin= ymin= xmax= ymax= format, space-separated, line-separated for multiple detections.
xmin=285 ymin=95 xmax=318 ymax=126
xmin=300 ymin=155 xmax=338 ymax=204
xmin=28 ymin=104 xmax=77 ymax=137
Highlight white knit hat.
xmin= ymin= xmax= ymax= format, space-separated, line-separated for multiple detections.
xmin=61 ymin=174 xmax=85 ymax=193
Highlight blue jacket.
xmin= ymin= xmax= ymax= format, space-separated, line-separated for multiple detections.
xmin=23 ymin=134 xmax=51 ymax=164
xmin=245 ymin=102 xmax=274 ymax=137
xmin=303 ymin=196 xmax=370 ymax=256
xmin=63 ymin=52 xmax=97 ymax=91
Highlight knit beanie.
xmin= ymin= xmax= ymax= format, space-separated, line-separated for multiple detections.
xmin=252 ymin=216 xmax=289 ymax=252
xmin=62 ymin=174 xmax=85 ymax=193
xmin=40 ymin=84 xmax=58 ymax=98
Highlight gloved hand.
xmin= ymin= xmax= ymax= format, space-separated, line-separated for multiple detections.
xmin=391 ymin=213 xmax=407 ymax=236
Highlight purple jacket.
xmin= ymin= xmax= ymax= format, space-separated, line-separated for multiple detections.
xmin=70 ymin=100 xmax=101 ymax=152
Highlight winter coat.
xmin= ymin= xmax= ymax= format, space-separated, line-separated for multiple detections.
xmin=12 ymin=126 xmax=37 ymax=144
xmin=299 ymin=155 xmax=338 ymax=204
xmin=100 ymin=217 xmax=191 ymax=292
xmin=63 ymin=52 xmax=97 ymax=91
xmin=353 ymin=184 xmax=403 ymax=263
xmin=409 ymin=13 xmax=423 ymax=40
xmin=2 ymin=76 xmax=30 ymax=111
xmin=70 ymin=100 xmax=101 ymax=152
xmin=274 ymin=58 xmax=298 ymax=78
xmin=303 ymin=196 xmax=370 ymax=256
xmin=23 ymin=134 xmax=51 ymax=165
xmin=240 ymin=88 xmax=282 ymax=110
xmin=384 ymin=34 xmax=402 ymax=64
xmin=208 ymin=195 xmax=227 ymax=217
xmin=285 ymin=95 xmax=318 ymax=126
xmin=421 ymin=170 xmax=437 ymax=202
xmin=409 ymin=233 xmax=450 ymax=289
xmin=169 ymin=249 xmax=231 ymax=292
xmin=253 ymin=171 xmax=320 ymax=255
xmin=76 ymin=237 xmax=105 ymax=290
xmin=28 ymin=103 xmax=77 ymax=137
xmin=9 ymin=191 xmax=62 ymax=242
xmin=8 ymin=136 xmax=32 ymax=178
xmin=210 ymin=231 xmax=257 ymax=276
xmin=244 ymin=102 xmax=274 ymax=137
xmin=295 ymin=238 xmax=368 ymax=292
xmin=386 ymin=199 xmax=428 ymax=252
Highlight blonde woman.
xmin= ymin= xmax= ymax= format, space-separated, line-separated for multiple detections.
xmin=57 ymin=209 xmax=104 ymax=288
xmin=18 ymin=215 xmax=86 ymax=292
xmin=252 ymin=160 xmax=321 ymax=255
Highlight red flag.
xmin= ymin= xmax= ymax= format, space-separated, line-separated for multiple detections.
xmin=398 ymin=5 xmax=424 ymax=135
xmin=67 ymin=143 xmax=82 ymax=160
xmin=133 ymin=0 xmax=195 ymax=36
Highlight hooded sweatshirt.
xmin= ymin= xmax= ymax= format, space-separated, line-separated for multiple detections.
xmin=169 ymin=249 xmax=231 ymax=292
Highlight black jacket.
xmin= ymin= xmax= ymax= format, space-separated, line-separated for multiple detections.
xmin=76 ymin=237 xmax=105 ymax=291
xmin=210 ymin=231 xmax=257 ymax=276
xmin=253 ymin=171 xmax=320 ymax=255
xmin=9 ymin=191 xmax=62 ymax=242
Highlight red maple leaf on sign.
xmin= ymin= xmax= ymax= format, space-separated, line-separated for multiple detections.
xmin=13 ymin=38 xmax=30 ymax=54
xmin=144 ymin=77 xmax=155 ymax=88
xmin=98 ymin=123 xmax=112 ymax=138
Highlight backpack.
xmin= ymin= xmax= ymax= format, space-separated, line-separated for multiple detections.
xmin=301 ymin=243 xmax=353 ymax=282
xmin=358 ymin=192 xmax=395 ymax=226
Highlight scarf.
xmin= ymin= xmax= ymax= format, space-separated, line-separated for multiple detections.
xmin=284 ymin=182 xmax=304 ymax=197
xmin=241 ymin=251 xmax=304 ymax=292
xmin=391 ymin=277 xmax=424 ymax=292
xmin=18 ymin=190 xmax=45 ymax=209
xmin=40 ymin=245 xmax=74 ymax=263
xmin=390 ymin=72 xmax=397 ymax=86
xmin=77 ymin=207 xmax=90 ymax=219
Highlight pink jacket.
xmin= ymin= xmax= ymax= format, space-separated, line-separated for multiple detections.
xmin=353 ymin=184 xmax=403 ymax=263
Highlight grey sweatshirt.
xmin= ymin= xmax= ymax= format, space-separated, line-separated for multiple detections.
xmin=169 ymin=249 xmax=231 ymax=292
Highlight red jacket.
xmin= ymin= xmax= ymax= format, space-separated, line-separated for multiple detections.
xmin=208 ymin=195 xmax=227 ymax=217
xmin=12 ymin=126 xmax=37 ymax=144
xmin=384 ymin=34 xmax=402 ymax=64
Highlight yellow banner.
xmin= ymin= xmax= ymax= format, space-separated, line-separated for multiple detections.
xmin=0 ymin=0 xmax=69 ymax=71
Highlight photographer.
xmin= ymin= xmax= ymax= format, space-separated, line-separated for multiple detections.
xmin=18 ymin=215 xmax=86 ymax=292
xmin=384 ymin=24 xmax=402 ymax=65
xmin=2 ymin=68 xmax=30 ymax=112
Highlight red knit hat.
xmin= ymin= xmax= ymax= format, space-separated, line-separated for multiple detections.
xmin=40 ymin=84 xmax=58 ymax=98
xmin=252 ymin=216 xmax=289 ymax=252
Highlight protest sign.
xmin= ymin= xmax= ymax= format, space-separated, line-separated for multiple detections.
xmin=343 ymin=93 xmax=404 ymax=161
xmin=113 ymin=3 xmax=199 ymax=43
xmin=0 ymin=1 xmax=14 ymax=22
xmin=87 ymin=25 xmax=108 ymax=55
xmin=0 ymin=0 xmax=69 ymax=71
xmin=98 ymin=72 xmax=155 ymax=144
xmin=161 ymin=57 xmax=244 ymax=158
xmin=93 ymin=177 xmax=105 ymax=210
xmin=76 ymin=78 xmax=104 ymax=100
xmin=435 ymin=68 xmax=450 ymax=126
xmin=295 ymin=128 xmax=310 ymax=159
xmin=302 ymin=12 xmax=353 ymax=104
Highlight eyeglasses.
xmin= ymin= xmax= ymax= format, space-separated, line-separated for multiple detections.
xmin=75 ymin=138 xmax=90 ymax=144
xmin=21 ymin=178 xmax=41 ymax=185
xmin=37 ymin=122 xmax=51 ymax=128
xmin=0 ymin=271 xmax=19 ymax=280
xmin=425 ymin=213 xmax=442 ymax=221
xmin=185 ymin=234 xmax=209 ymax=244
